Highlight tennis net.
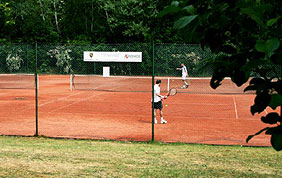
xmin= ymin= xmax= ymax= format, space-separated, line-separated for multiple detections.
xmin=0 ymin=74 xmax=35 ymax=89
xmin=71 ymin=74 xmax=253 ymax=94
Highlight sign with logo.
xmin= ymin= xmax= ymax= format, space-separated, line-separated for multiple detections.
xmin=83 ymin=51 xmax=142 ymax=62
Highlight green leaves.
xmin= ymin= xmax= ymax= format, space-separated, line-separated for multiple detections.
xmin=157 ymin=4 xmax=180 ymax=17
xmin=244 ymin=78 xmax=266 ymax=93
xmin=240 ymin=2 xmax=273 ymax=26
xmin=269 ymin=94 xmax=282 ymax=110
xmin=271 ymin=49 xmax=282 ymax=65
xmin=232 ymin=68 xmax=249 ymax=87
xmin=267 ymin=17 xmax=280 ymax=27
xmin=246 ymin=78 xmax=282 ymax=115
xmin=246 ymin=78 xmax=282 ymax=150
xmin=158 ymin=2 xmax=197 ymax=29
xmin=245 ymin=77 xmax=282 ymax=115
xmin=171 ymin=1 xmax=179 ymax=6
xmin=261 ymin=112 xmax=281 ymax=125
xmin=266 ymin=127 xmax=282 ymax=151
xmin=173 ymin=15 xmax=197 ymax=29
xmin=251 ymin=91 xmax=272 ymax=115
xmin=246 ymin=127 xmax=269 ymax=143
xmin=255 ymin=38 xmax=280 ymax=56
xmin=247 ymin=126 xmax=282 ymax=151
xmin=270 ymin=130 xmax=282 ymax=151
xmin=161 ymin=0 xmax=282 ymax=151
xmin=210 ymin=71 xmax=225 ymax=89
xmin=183 ymin=5 xmax=196 ymax=14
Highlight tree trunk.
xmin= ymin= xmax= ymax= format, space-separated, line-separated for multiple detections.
xmin=38 ymin=0 xmax=46 ymax=21
xmin=53 ymin=0 xmax=60 ymax=34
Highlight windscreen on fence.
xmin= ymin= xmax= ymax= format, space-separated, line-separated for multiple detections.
xmin=69 ymin=43 xmax=251 ymax=94
xmin=0 ymin=44 xmax=36 ymax=137
xmin=0 ymin=44 xmax=35 ymax=89
xmin=35 ymin=43 xmax=152 ymax=75
xmin=0 ymin=74 xmax=35 ymax=89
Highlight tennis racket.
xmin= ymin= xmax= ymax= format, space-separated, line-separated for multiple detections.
xmin=167 ymin=88 xmax=177 ymax=97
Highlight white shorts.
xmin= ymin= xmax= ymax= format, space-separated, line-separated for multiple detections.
xmin=182 ymin=75 xmax=187 ymax=80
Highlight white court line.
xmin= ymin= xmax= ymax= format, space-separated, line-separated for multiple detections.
xmin=47 ymin=95 xmax=230 ymax=114
xmin=232 ymin=96 xmax=238 ymax=119
xmin=17 ymin=91 xmax=86 ymax=113
xmin=39 ymin=91 xmax=86 ymax=107
xmin=46 ymin=84 xmax=123 ymax=114
xmin=46 ymin=83 xmax=141 ymax=114
xmin=22 ymin=82 xmax=131 ymax=113
xmin=47 ymin=92 xmax=105 ymax=114
xmin=177 ymin=102 xmax=228 ymax=106
xmin=40 ymin=83 xmax=113 ymax=108
xmin=21 ymin=82 xmax=116 ymax=112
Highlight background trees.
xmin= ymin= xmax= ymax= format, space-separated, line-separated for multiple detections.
xmin=0 ymin=0 xmax=180 ymax=43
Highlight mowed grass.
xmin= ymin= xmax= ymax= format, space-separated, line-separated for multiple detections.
xmin=0 ymin=136 xmax=281 ymax=178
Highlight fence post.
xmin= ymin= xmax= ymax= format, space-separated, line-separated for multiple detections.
xmin=35 ymin=42 xmax=39 ymax=136
xmin=152 ymin=42 xmax=155 ymax=142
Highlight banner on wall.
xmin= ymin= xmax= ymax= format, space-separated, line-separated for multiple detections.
xmin=83 ymin=51 xmax=142 ymax=62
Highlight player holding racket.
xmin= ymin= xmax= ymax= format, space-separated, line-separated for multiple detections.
xmin=153 ymin=80 xmax=167 ymax=124
xmin=176 ymin=63 xmax=189 ymax=89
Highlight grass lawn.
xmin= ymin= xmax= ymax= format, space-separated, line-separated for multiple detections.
xmin=0 ymin=136 xmax=281 ymax=177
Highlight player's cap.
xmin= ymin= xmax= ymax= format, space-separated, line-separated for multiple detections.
xmin=156 ymin=80 xmax=161 ymax=84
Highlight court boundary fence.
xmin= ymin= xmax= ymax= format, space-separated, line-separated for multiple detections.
xmin=0 ymin=42 xmax=263 ymax=143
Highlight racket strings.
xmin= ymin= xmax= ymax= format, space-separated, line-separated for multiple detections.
xmin=169 ymin=88 xmax=177 ymax=96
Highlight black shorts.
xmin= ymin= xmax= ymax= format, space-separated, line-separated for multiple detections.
xmin=154 ymin=101 xmax=163 ymax=110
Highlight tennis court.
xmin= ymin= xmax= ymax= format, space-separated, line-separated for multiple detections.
xmin=0 ymin=75 xmax=274 ymax=146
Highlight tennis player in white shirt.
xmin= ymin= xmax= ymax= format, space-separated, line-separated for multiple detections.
xmin=153 ymin=80 xmax=167 ymax=124
xmin=176 ymin=63 xmax=189 ymax=89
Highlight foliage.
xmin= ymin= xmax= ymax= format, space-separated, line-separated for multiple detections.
xmin=0 ymin=1 xmax=15 ymax=41
xmin=47 ymin=46 xmax=73 ymax=74
xmin=160 ymin=0 xmax=282 ymax=151
xmin=6 ymin=48 xmax=23 ymax=72
xmin=0 ymin=2 xmax=14 ymax=25
xmin=155 ymin=44 xmax=213 ymax=76
xmin=0 ymin=0 xmax=180 ymax=43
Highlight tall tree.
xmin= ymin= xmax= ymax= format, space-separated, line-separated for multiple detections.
xmin=0 ymin=1 xmax=15 ymax=42
xmin=1 ymin=0 xmax=182 ymax=43
xmin=1 ymin=0 xmax=63 ymax=42
xmin=61 ymin=0 xmax=180 ymax=43
xmin=97 ymin=0 xmax=181 ymax=43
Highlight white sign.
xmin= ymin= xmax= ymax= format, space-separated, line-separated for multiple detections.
xmin=83 ymin=51 xmax=142 ymax=62
xmin=103 ymin=67 xmax=110 ymax=77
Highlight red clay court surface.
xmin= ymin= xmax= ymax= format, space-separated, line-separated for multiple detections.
xmin=0 ymin=75 xmax=277 ymax=146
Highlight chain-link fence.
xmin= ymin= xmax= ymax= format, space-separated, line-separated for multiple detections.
xmin=0 ymin=43 xmax=275 ymax=146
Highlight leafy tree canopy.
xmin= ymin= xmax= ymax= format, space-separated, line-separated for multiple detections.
xmin=160 ymin=0 xmax=282 ymax=150
xmin=0 ymin=0 xmax=180 ymax=43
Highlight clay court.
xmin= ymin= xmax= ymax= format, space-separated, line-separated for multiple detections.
xmin=0 ymin=75 xmax=274 ymax=146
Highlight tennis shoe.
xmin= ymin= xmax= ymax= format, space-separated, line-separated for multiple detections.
xmin=161 ymin=119 xmax=167 ymax=124
xmin=181 ymin=86 xmax=185 ymax=89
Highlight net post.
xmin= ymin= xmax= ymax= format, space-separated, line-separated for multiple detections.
xmin=280 ymin=66 xmax=282 ymax=121
xmin=167 ymin=78 xmax=170 ymax=92
xmin=37 ymin=74 xmax=39 ymax=90
xmin=280 ymin=66 xmax=282 ymax=119
xmin=70 ymin=74 xmax=73 ymax=91
xmin=152 ymin=42 xmax=155 ymax=142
